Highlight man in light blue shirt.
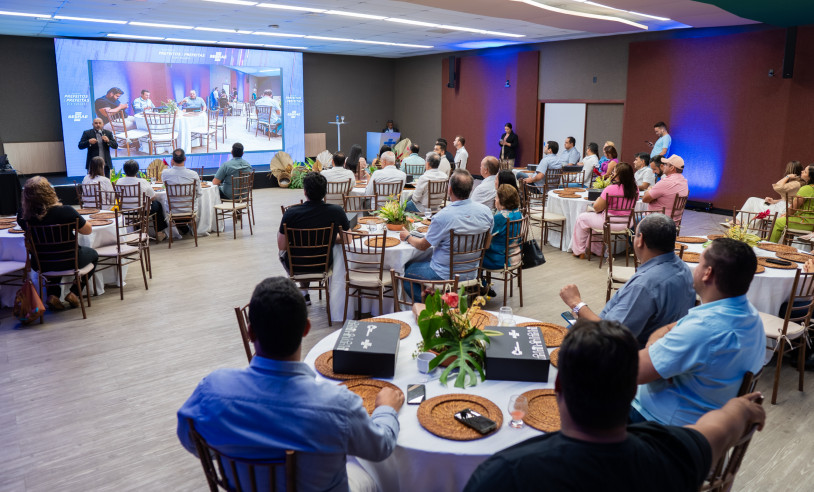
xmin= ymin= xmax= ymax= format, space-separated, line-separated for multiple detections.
xmin=213 ymin=142 xmax=253 ymax=199
xmin=400 ymin=169 xmax=494 ymax=286
xmin=179 ymin=89 xmax=206 ymax=111
xmin=559 ymin=136 xmax=581 ymax=165
xmin=132 ymin=89 xmax=155 ymax=114
xmin=650 ymin=121 xmax=672 ymax=158
xmin=401 ymin=143 xmax=426 ymax=179
xmin=178 ymin=277 xmax=403 ymax=492
xmin=518 ymin=141 xmax=560 ymax=189
xmin=560 ymin=214 xmax=696 ymax=347
xmin=632 ymin=238 xmax=765 ymax=426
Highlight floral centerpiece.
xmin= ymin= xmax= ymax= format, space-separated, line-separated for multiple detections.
xmin=373 ymin=197 xmax=420 ymax=231
xmin=719 ymin=218 xmax=762 ymax=247
xmin=157 ymin=99 xmax=179 ymax=114
xmin=592 ymin=175 xmax=612 ymax=190
xmin=416 ymin=288 xmax=502 ymax=388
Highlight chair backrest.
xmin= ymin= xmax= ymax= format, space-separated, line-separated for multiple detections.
xmin=342 ymin=195 xmax=375 ymax=214
xmin=325 ymin=179 xmax=353 ymax=206
xmin=448 ymin=230 xmax=490 ymax=280
xmin=780 ymin=269 xmax=814 ymax=334
xmin=543 ymin=169 xmax=563 ymax=192
xmin=499 ymin=159 xmax=512 ymax=171
xmin=207 ymin=108 xmax=219 ymax=127
xmin=144 ymin=110 xmax=177 ymax=141
xmin=283 ymin=225 xmax=335 ymax=277
xmin=404 ymin=163 xmax=425 ymax=178
xmin=373 ymin=181 xmax=404 ymax=209
xmin=732 ymin=209 xmax=777 ymax=240
xmin=257 ymin=105 xmax=273 ymax=123
xmin=187 ymin=419 xmax=296 ymax=492
xmin=108 ymin=110 xmax=130 ymax=140
xmin=165 ymin=183 xmax=198 ymax=215
xmin=523 ymin=181 xmax=545 ymax=213
xmin=427 ymin=179 xmax=449 ymax=212
xmin=146 ymin=159 xmax=165 ymax=182
xmin=785 ymin=195 xmax=814 ymax=231
xmin=229 ymin=175 xmax=252 ymax=207
xmin=77 ymin=182 xmax=102 ymax=209
xmin=390 ymin=268 xmax=459 ymax=311
xmin=604 ymin=195 xmax=637 ymax=229
xmin=501 ymin=216 xmax=528 ymax=269
xmin=25 ymin=220 xmax=80 ymax=274
xmin=114 ymin=183 xmax=144 ymax=212
xmin=280 ymin=201 xmax=304 ymax=216
xmin=561 ymin=171 xmax=584 ymax=187
xmin=670 ymin=194 xmax=689 ymax=231
xmin=234 ymin=304 xmax=254 ymax=363
xmin=340 ymin=230 xmax=387 ymax=282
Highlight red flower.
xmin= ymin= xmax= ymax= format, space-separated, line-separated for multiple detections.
xmin=755 ymin=210 xmax=770 ymax=220
xmin=441 ymin=292 xmax=459 ymax=309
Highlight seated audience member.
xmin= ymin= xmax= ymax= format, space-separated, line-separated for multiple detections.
xmin=278 ymin=172 xmax=350 ymax=303
xmin=132 ymin=89 xmax=155 ymax=114
xmin=346 ymin=144 xmax=369 ymax=181
xmin=453 ymin=136 xmax=468 ymax=170
xmin=560 ymin=213 xmax=695 ymax=347
xmin=576 ymin=142 xmax=600 ymax=186
xmin=117 ymin=160 xmax=168 ymax=242
xmin=495 ymin=170 xmax=519 ymax=193
xmin=470 ymin=156 xmax=500 ymax=210
xmin=401 ymin=144 xmax=425 ymax=177
xmin=437 ymin=138 xmax=455 ymax=166
xmin=177 ymin=277 xmax=403 ymax=492
xmin=633 ymin=153 xmax=655 ymax=191
xmin=559 ymin=136 xmax=581 ymax=165
xmin=434 ymin=141 xmax=453 ymax=176
xmin=570 ymin=162 xmax=638 ymax=258
xmin=212 ymin=143 xmax=253 ymax=200
xmin=738 ymin=160 xmax=803 ymax=219
xmin=17 ymin=176 xmax=99 ymax=311
xmin=255 ymin=89 xmax=282 ymax=124
xmin=601 ymin=145 xmax=619 ymax=178
xmin=769 ymin=163 xmax=814 ymax=242
xmin=464 ymin=318 xmax=766 ymax=492
xmin=596 ymin=140 xmax=614 ymax=172
xmin=650 ymin=155 xmax=664 ymax=181
xmin=321 ymin=151 xmax=356 ymax=189
xmin=370 ymin=145 xmax=392 ymax=170
xmin=642 ymin=154 xmax=688 ymax=222
xmin=483 ymin=185 xmax=523 ymax=270
xmin=405 ymin=152 xmax=448 ymax=214
xmin=83 ymin=156 xmax=114 ymax=207
xmin=162 ymin=149 xmax=203 ymax=224
xmin=631 ymin=238 xmax=765 ymax=426
xmin=365 ymin=151 xmax=406 ymax=197
xmin=399 ymin=170 xmax=493 ymax=287
xmin=179 ymin=90 xmax=206 ymax=111
xmin=516 ymin=141 xmax=560 ymax=188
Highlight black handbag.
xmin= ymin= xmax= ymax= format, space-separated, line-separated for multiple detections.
xmin=522 ymin=240 xmax=546 ymax=269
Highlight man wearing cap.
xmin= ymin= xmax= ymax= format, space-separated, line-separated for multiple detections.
xmin=642 ymin=154 xmax=688 ymax=222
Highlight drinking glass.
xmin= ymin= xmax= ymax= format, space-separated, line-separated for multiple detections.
xmin=498 ymin=306 xmax=514 ymax=326
xmin=508 ymin=395 xmax=528 ymax=428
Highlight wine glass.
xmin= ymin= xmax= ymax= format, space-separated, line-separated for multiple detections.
xmin=498 ymin=306 xmax=514 ymax=326
xmin=508 ymin=395 xmax=528 ymax=428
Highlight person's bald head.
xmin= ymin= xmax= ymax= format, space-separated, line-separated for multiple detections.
xmin=481 ymin=156 xmax=499 ymax=177
xmin=381 ymin=151 xmax=396 ymax=167
xmin=92 ymin=118 xmax=104 ymax=130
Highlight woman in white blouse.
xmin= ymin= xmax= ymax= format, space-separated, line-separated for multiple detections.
xmin=738 ymin=160 xmax=804 ymax=219
xmin=82 ymin=156 xmax=114 ymax=207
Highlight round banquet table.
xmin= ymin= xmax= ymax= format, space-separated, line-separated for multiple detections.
xmin=303 ymin=310 xmax=555 ymax=492
xmin=152 ymin=182 xmax=223 ymax=237
xmin=0 ymin=212 xmax=130 ymax=307
xmin=679 ymin=236 xmax=801 ymax=315
xmin=328 ymin=228 xmax=431 ymax=321
xmin=545 ymin=189 xmax=648 ymax=252
xmin=134 ymin=111 xmax=208 ymax=154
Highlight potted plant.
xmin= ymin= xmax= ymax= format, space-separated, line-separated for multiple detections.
xmin=416 ymin=288 xmax=502 ymax=388
xmin=373 ymin=197 xmax=420 ymax=231
xmin=718 ymin=220 xmax=762 ymax=247
xmin=288 ymin=158 xmax=317 ymax=189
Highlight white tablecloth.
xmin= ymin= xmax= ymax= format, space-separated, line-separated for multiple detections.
xmin=681 ymin=237 xmax=799 ymax=315
xmin=545 ymin=190 xmax=648 ymax=252
xmin=134 ymin=111 xmax=208 ymax=154
xmin=349 ymin=185 xmax=413 ymax=205
xmin=303 ymin=310 xmax=553 ymax=492
xmin=328 ymin=229 xmax=431 ymax=321
xmin=0 ymin=214 xmax=130 ymax=307
xmin=153 ymin=183 xmax=223 ymax=237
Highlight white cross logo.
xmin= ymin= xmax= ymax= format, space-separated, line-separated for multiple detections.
xmin=210 ymin=51 xmax=227 ymax=62
xmin=361 ymin=339 xmax=372 ymax=349
xmin=508 ymin=329 xmax=519 ymax=339
xmin=366 ymin=325 xmax=377 ymax=336
xmin=511 ymin=342 xmax=523 ymax=356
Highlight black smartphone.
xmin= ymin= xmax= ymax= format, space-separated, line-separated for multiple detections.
xmin=561 ymin=311 xmax=576 ymax=326
xmin=407 ymin=383 xmax=426 ymax=405
xmin=454 ymin=408 xmax=497 ymax=434
xmin=765 ymin=258 xmax=792 ymax=266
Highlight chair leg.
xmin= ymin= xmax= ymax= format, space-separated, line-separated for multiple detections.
xmin=325 ymin=282 xmax=332 ymax=327
xmin=77 ymin=273 xmax=87 ymax=319
xmin=192 ymin=219 xmax=199 ymax=247
xmin=799 ymin=338 xmax=806 ymax=392
xmin=215 ymin=210 xmax=221 ymax=237
xmin=558 ymin=222 xmax=564 ymax=250
xmin=502 ymin=276 xmax=508 ymax=307
xmin=343 ymin=285 xmax=351 ymax=323
xmin=232 ymin=210 xmax=237 ymax=240
xmin=599 ymin=236 xmax=608 ymax=269
xmin=168 ymin=220 xmax=174 ymax=249
xmin=587 ymin=233 xmax=593 ymax=262
xmin=771 ymin=342 xmax=785 ymax=404
xmin=117 ymin=258 xmax=124 ymax=300
xmin=140 ymin=253 xmax=149 ymax=290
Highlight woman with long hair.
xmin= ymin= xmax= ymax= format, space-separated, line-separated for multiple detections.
xmin=571 ymin=162 xmax=638 ymax=258
xmin=770 ymin=164 xmax=814 ymax=242
xmin=82 ymin=156 xmax=114 ymax=206
xmin=495 ymin=170 xmax=519 ymax=192
xmin=737 ymin=160 xmax=804 ymax=220
xmin=600 ymin=145 xmax=619 ymax=178
xmin=345 ymin=144 xmax=369 ymax=181
xmin=17 ymin=176 xmax=99 ymax=311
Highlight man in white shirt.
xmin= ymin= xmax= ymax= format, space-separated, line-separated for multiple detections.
xmin=405 ymin=152 xmax=449 ymax=214
xmin=470 ymin=156 xmax=499 ymax=210
xmin=434 ymin=142 xmax=452 ymax=176
xmin=321 ymin=151 xmax=356 ymax=189
xmin=454 ymin=135 xmax=469 ymax=170
xmin=365 ymin=151 xmax=406 ymax=197
xmin=634 ymin=153 xmax=656 ymax=190
xmin=161 ymin=149 xmax=203 ymax=228
xmin=577 ymin=142 xmax=600 ymax=186
xmin=117 ymin=159 xmax=167 ymax=241
xmin=132 ymin=89 xmax=155 ymax=114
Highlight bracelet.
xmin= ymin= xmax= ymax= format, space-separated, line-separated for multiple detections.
xmin=572 ymin=301 xmax=587 ymax=316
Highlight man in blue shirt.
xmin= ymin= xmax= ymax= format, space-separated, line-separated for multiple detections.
xmin=177 ymin=277 xmax=403 ymax=492
xmin=213 ymin=142 xmax=253 ymax=199
xmin=559 ymin=136 xmax=581 ymax=165
xmin=517 ymin=141 xmax=560 ymax=189
xmin=132 ymin=89 xmax=155 ymax=114
xmin=179 ymin=89 xmax=206 ymax=111
xmin=560 ymin=213 xmax=696 ymax=347
xmin=631 ymin=238 xmax=765 ymax=426
xmin=649 ymin=121 xmax=672 ymax=158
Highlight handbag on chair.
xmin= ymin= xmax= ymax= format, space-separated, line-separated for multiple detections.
xmin=13 ymin=277 xmax=45 ymax=325
xmin=521 ymin=240 xmax=546 ymax=269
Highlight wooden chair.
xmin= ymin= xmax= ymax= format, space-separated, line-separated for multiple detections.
xmin=165 ymin=183 xmax=199 ymax=248
xmin=282 ymin=225 xmax=335 ymax=326
xmin=25 ymin=220 xmax=95 ymax=320
xmin=144 ymin=110 xmax=178 ymax=155
xmin=191 ymin=110 xmax=218 ymax=152
xmin=523 ymin=181 xmax=566 ymax=250
xmin=95 ymin=207 xmax=149 ymax=300
xmin=109 ymin=110 xmax=147 ymax=157
xmin=403 ymin=162 xmax=425 ymax=180
xmin=256 ymin=106 xmax=276 ymax=139
xmin=448 ymin=230 xmax=490 ymax=296
xmin=669 ymin=194 xmax=689 ymax=233
xmin=214 ymin=175 xmax=253 ymax=239
xmin=426 ymin=179 xmax=449 ymax=213
xmin=245 ymin=101 xmax=257 ymax=130
xmin=325 ymin=179 xmax=353 ymax=207
xmin=239 ymin=169 xmax=257 ymax=225
xmin=782 ymin=195 xmax=814 ymax=246
xmin=586 ymin=195 xmax=636 ymax=268
xmin=373 ymin=181 xmax=404 ymax=209
xmin=544 ymin=169 xmax=563 ymax=191
xmin=482 ymin=216 xmax=528 ymax=306
xmin=113 ymin=183 xmax=144 ymax=212
xmin=390 ymin=269 xmax=460 ymax=311
xmin=604 ymin=208 xmax=665 ymax=302
xmin=340 ymin=230 xmax=392 ymax=322
xmin=759 ymin=268 xmax=814 ymax=404
xmin=730 ymin=209 xmax=777 ymax=240
xmin=343 ymin=195 xmax=375 ymax=214
xmin=234 ymin=303 xmax=254 ymax=363
xmin=561 ymin=170 xmax=584 ymax=188
xmin=187 ymin=419 xmax=297 ymax=492
xmin=76 ymin=182 xmax=102 ymax=209
xmin=280 ymin=201 xmax=304 ymax=216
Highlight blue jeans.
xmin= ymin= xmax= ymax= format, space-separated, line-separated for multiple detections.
xmin=405 ymin=200 xmax=420 ymax=213
xmin=628 ymin=405 xmax=648 ymax=424
xmin=403 ymin=260 xmax=443 ymax=301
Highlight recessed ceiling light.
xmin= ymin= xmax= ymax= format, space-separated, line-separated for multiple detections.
xmin=324 ymin=10 xmax=386 ymax=20
xmin=217 ymin=41 xmax=265 ymax=46
xmin=385 ymin=17 xmax=524 ymax=38
xmin=107 ymin=34 xmax=165 ymax=40
xmin=385 ymin=18 xmax=437 ymax=29
xmin=0 ymin=10 xmax=51 ymax=18
xmin=201 ymin=0 xmax=258 ymax=5
xmin=256 ymin=3 xmax=326 ymax=13
xmin=54 ymin=15 xmax=128 ymax=24
xmin=194 ymin=27 xmax=236 ymax=32
xmin=164 ymin=38 xmax=215 ymax=44
xmin=252 ymin=31 xmax=306 ymax=38
xmin=264 ymin=44 xmax=308 ymax=49
xmin=626 ymin=10 xmax=670 ymax=21
xmin=130 ymin=22 xmax=194 ymax=29
xmin=511 ymin=0 xmax=647 ymax=29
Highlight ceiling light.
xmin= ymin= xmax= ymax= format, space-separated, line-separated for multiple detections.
xmin=385 ymin=18 xmax=438 ymax=29
xmin=304 ymin=35 xmax=430 ymax=49
xmin=305 ymin=35 xmax=353 ymax=42
xmin=54 ymin=15 xmax=128 ymax=24
xmin=511 ymin=0 xmax=647 ymax=30
xmin=622 ymin=10 xmax=670 ymax=21
xmin=164 ymin=38 xmax=216 ymax=44
xmin=252 ymin=31 xmax=306 ymax=38
xmin=236 ymin=30 xmax=254 ymax=34
xmin=130 ymin=21 xmax=194 ymax=29
xmin=256 ymin=3 xmax=325 ymax=13
xmin=201 ymin=0 xmax=258 ymax=5
xmin=581 ymin=1 xmax=669 ymax=20
xmin=385 ymin=18 xmax=524 ymax=38
xmin=264 ymin=44 xmax=308 ymax=49
xmin=194 ymin=27 xmax=236 ymax=32
xmin=324 ymin=10 xmax=386 ymax=20
xmin=107 ymin=34 xmax=165 ymax=40
xmin=217 ymin=41 xmax=265 ymax=46
xmin=0 ymin=10 xmax=51 ymax=18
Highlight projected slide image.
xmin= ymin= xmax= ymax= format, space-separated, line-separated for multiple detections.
xmin=90 ymin=61 xmax=283 ymax=156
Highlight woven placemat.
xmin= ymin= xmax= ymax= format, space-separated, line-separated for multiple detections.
xmin=90 ymin=212 xmax=116 ymax=220
xmin=351 ymin=224 xmax=370 ymax=234
xmin=417 ymin=225 xmax=428 ymax=233
xmin=556 ymin=194 xmax=580 ymax=199
xmin=417 ymin=394 xmax=502 ymax=440
xmin=341 ymin=379 xmax=403 ymax=416
xmin=7 ymin=228 xmax=24 ymax=234
xmin=314 ymin=351 xmax=370 ymax=381
xmin=550 ymin=348 xmax=559 ymax=368
xmin=707 ymin=234 xmax=725 ymax=241
xmin=89 ymin=219 xmax=113 ymax=226
xmin=360 ymin=317 xmax=411 ymax=339
xmin=358 ymin=216 xmax=385 ymax=224
xmin=756 ymin=242 xmax=798 ymax=254
xmin=0 ymin=218 xmax=15 ymax=224
xmin=755 ymin=264 xmax=766 ymax=274
xmin=201 ymin=184 xmax=211 ymax=188
xmin=0 ymin=224 xmax=12 ymax=230
xmin=681 ymin=252 xmax=700 ymax=263
xmin=470 ymin=311 xmax=498 ymax=330
xmin=520 ymin=389 xmax=561 ymax=433
xmin=76 ymin=208 xmax=100 ymax=215
xmin=676 ymin=236 xmax=707 ymax=244
xmin=422 ymin=218 xmax=432 ymax=225
xmin=757 ymin=257 xmax=797 ymax=270
xmin=675 ymin=242 xmax=688 ymax=251
xmin=516 ymin=322 xmax=568 ymax=347
xmin=776 ymin=252 xmax=814 ymax=264
xmin=365 ymin=236 xmax=400 ymax=248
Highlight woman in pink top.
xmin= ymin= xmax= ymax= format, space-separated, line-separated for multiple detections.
xmin=571 ymin=162 xmax=638 ymax=258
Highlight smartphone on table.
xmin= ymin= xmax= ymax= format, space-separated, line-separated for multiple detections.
xmin=407 ymin=383 xmax=426 ymax=405
xmin=454 ymin=408 xmax=497 ymax=434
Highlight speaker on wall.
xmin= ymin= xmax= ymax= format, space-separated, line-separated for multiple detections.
xmin=447 ymin=55 xmax=456 ymax=88
xmin=782 ymin=26 xmax=797 ymax=79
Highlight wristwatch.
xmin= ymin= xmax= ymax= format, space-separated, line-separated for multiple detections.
xmin=572 ymin=301 xmax=587 ymax=316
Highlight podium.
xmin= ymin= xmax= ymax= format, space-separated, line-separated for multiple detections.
xmin=367 ymin=132 xmax=400 ymax=161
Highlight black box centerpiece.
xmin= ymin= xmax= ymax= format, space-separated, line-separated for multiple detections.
xmin=332 ymin=319 xmax=400 ymax=378
xmin=484 ymin=326 xmax=551 ymax=382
